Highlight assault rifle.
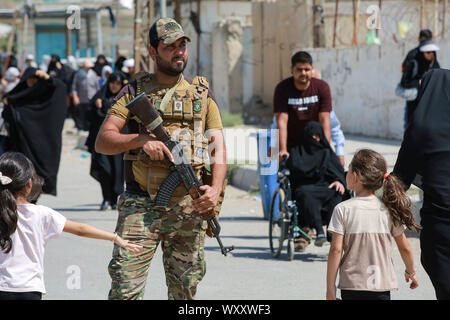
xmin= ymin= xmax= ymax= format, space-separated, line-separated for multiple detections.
xmin=125 ymin=93 xmax=234 ymax=256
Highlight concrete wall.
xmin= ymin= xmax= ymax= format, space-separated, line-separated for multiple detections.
xmin=308 ymin=38 xmax=450 ymax=140
xmin=322 ymin=0 xmax=450 ymax=48
xmin=212 ymin=18 xmax=244 ymax=113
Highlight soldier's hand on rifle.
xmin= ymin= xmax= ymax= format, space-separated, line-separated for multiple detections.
xmin=193 ymin=185 xmax=220 ymax=219
xmin=142 ymin=138 xmax=174 ymax=162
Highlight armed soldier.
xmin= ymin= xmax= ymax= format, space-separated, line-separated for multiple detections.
xmin=95 ymin=18 xmax=227 ymax=300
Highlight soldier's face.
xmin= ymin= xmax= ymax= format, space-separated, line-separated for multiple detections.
xmin=291 ymin=63 xmax=312 ymax=85
xmin=152 ymin=38 xmax=188 ymax=76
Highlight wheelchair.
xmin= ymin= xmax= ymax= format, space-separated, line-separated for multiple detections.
xmin=268 ymin=155 xmax=311 ymax=261
xmin=268 ymin=155 xmax=351 ymax=261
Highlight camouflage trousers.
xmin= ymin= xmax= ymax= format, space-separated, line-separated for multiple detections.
xmin=108 ymin=192 xmax=207 ymax=300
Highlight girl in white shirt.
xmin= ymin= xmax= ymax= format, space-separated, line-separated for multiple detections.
xmin=326 ymin=149 xmax=421 ymax=300
xmin=0 ymin=152 xmax=142 ymax=300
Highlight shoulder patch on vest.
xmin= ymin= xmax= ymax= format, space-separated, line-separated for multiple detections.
xmin=192 ymin=76 xmax=209 ymax=90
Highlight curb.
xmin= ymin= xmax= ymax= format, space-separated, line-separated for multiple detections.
xmin=230 ymin=165 xmax=259 ymax=191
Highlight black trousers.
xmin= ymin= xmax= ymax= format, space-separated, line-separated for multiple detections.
xmin=420 ymin=203 xmax=450 ymax=300
xmin=99 ymin=171 xmax=120 ymax=205
xmin=0 ymin=291 xmax=42 ymax=300
xmin=341 ymin=290 xmax=390 ymax=300
xmin=294 ymin=184 xmax=342 ymax=236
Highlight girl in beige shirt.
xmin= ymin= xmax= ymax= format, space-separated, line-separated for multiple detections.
xmin=326 ymin=149 xmax=421 ymax=300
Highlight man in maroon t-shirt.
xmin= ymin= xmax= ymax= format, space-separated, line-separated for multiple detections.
xmin=273 ymin=51 xmax=332 ymax=158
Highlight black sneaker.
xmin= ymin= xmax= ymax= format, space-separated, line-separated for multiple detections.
xmin=314 ymin=234 xmax=327 ymax=247
xmin=111 ymin=203 xmax=117 ymax=210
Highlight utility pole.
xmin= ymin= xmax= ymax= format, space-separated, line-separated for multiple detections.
xmin=112 ymin=0 xmax=119 ymax=65
xmin=133 ymin=0 xmax=155 ymax=73
xmin=197 ymin=0 xmax=201 ymax=75
xmin=434 ymin=0 xmax=439 ymax=38
xmin=66 ymin=16 xmax=72 ymax=57
xmin=160 ymin=0 xmax=167 ymax=17
xmin=96 ymin=10 xmax=103 ymax=55
xmin=313 ymin=0 xmax=326 ymax=47
xmin=352 ymin=0 xmax=360 ymax=46
xmin=420 ymin=0 xmax=425 ymax=30
xmin=148 ymin=0 xmax=155 ymax=72
xmin=333 ymin=0 xmax=339 ymax=48
xmin=376 ymin=0 xmax=382 ymax=38
xmin=134 ymin=0 xmax=143 ymax=72
xmin=20 ymin=1 xmax=34 ymax=73
xmin=174 ymin=0 xmax=181 ymax=22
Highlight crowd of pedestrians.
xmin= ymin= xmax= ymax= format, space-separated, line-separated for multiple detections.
xmin=0 ymin=52 xmax=132 ymax=209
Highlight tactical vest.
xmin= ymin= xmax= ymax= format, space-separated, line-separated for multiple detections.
xmin=124 ymin=72 xmax=210 ymax=208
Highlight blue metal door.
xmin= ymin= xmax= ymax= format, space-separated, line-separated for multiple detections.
xmin=35 ymin=27 xmax=77 ymax=64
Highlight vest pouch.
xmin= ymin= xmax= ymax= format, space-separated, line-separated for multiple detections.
xmin=193 ymin=136 xmax=209 ymax=165
xmin=183 ymin=98 xmax=193 ymax=121
xmin=172 ymin=99 xmax=183 ymax=120
xmin=162 ymin=100 xmax=173 ymax=119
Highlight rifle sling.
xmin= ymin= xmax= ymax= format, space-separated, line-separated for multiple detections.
xmin=159 ymin=74 xmax=184 ymax=113
xmin=145 ymin=117 xmax=163 ymax=132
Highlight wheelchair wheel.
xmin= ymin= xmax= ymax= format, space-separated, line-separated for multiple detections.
xmin=269 ymin=188 xmax=286 ymax=258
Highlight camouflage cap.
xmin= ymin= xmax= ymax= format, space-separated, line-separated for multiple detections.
xmin=149 ymin=18 xmax=191 ymax=46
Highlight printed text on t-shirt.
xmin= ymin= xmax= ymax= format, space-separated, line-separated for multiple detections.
xmin=288 ymin=95 xmax=319 ymax=111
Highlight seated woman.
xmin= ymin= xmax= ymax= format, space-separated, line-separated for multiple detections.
xmin=287 ymin=121 xmax=346 ymax=248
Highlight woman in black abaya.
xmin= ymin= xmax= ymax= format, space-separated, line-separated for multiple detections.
xmin=85 ymin=72 xmax=125 ymax=210
xmin=47 ymin=54 xmax=67 ymax=82
xmin=287 ymin=121 xmax=346 ymax=248
xmin=393 ymin=69 xmax=450 ymax=300
xmin=400 ymin=40 xmax=440 ymax=128
xmin=2 ymin=67 xmax=67 ymax=196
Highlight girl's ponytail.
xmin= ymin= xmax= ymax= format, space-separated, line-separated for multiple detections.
xmin=0 ymin=186 xmax=18 ymax=253
xmin=382 ymin=174 xmax=422 ymax=232
xmin=0 ymin=152 xmax=38 ymax=253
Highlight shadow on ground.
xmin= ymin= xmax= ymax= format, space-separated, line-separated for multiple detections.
xmin=205 ymin=245 xmax=328 ymax=262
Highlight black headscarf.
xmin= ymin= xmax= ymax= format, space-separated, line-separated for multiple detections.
xmin=93 ymin=54 xmax=110 ymax=77
xmin=2 ymin=67 xmax=67 ymax=195
xmin=47 ymin=54 xmax=67 ymax=82
xmin=4 ymin=67 xmax=53 ymax=105
xmin=85 ymin=72 xmax=126 ymax=152
xmin=114 ymin=56 xmax=126 ymax=73
xmin=287 ymin=121 xmax=346 ymax=187
xmin=416 ymin=51 xmax=440 ymax=78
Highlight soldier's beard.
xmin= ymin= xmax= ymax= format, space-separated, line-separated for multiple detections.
xmin=156 ymin=55 xmax=187 ymax=76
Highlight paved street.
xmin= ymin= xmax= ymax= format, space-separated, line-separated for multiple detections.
xmin=39 ymin=121 xmax=436 ymax=300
